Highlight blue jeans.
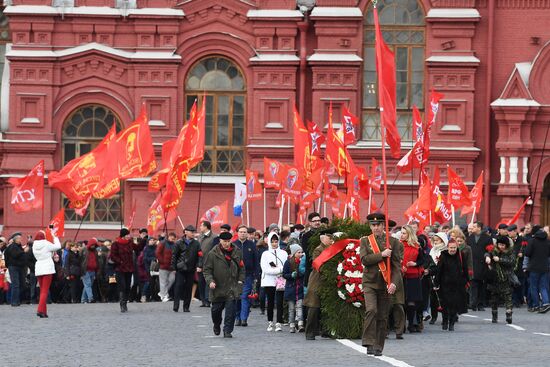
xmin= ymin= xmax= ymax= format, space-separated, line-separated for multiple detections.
xmin=239 ymin=275 xmax=254 ymax=321
xmin=81 ymin=271 xmax=96 ymax=303
xmin=8 ymin=266 xmax=25 ymax=305
xmin=529 ymin=271 xmax=550 ymax=307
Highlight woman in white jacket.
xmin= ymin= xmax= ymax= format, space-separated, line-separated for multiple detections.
xmin=32 ymin=230 xmax=61 ymax=318
xmin=260 ymin=232 xmax=288 ymax=332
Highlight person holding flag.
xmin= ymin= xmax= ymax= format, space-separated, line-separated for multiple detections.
xmin=32 ymin=228 xmax=61 ymax=318
xmin=360 ymin=213 xmax=402 ymax=356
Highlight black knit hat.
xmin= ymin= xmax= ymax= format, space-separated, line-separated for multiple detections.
xmin=120 ymin=228 xmax=130 ymax=237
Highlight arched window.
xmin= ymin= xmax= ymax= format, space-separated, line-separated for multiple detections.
xmin=62 ymin=105 xmax=122 ymax=223
xmin=363 ymin=0 xmax=425 ymax=141
xmin=185 ymin=56 xmax=246 ymax=174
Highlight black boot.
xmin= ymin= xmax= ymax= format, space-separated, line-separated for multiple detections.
xmin=448 ymin=321 xmax=454 ymax=331
xmin=429 ymin=314 xmax=437 ymax=325
xmin=120 ymin=292 xmax=127 ymax=313
xmin=120 ymin=301 xmax=125 ymax=313
xmin=123 ymin=301 xmax=128 ymax=312
xmin=506 ymin=311 xmax=512 ymax=324
xmin=492 ymin=309 xmax=498 ymax=323
xmin=442 ymin=315 xmax=448 ymax=330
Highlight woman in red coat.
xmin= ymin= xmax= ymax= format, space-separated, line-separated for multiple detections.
xmin=110 ymin=228 xmax=139 ymax=312
xmin=400 ymin=225 xmax=425 ymax=333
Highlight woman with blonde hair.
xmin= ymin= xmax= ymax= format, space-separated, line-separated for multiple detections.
xmin=400 ymin=225 xmax=425 ymax=333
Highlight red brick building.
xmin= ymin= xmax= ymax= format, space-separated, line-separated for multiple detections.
xmin=1 ymin=0 xmax=549 ymax=238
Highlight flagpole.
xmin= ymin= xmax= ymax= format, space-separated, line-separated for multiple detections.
xmin=317 ymin=196 xmax=322 ymax=214
xmin=120 ymin=182 xmax=125 ymax=229
xmin=470 ymin=207 xmax=477 ymax=225
xmin=368 ymin=187 xmax=372 ymax=215
xmin=287 ymin=198 xmax=291 ymax=224
xmin=176 ymin=215 xmax=185 ymax=231
xmin=278 ymin=195 xmax=286 ymax=229
xmin=451 ymin=204 xmax=456 ymax=227
xmin=323 ymin=201 xmax=327 ymax=218
xmin=262 ymin=190 xmax=267 ymax=232
xmin=194 ymin=172 xmax=203 ymax=227
xmin=246 ymin=201 xmax=250 ymax=227
xmin=73 ymin=213 xmax=86 ymax=242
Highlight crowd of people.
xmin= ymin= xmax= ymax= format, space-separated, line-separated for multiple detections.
xmin=1 ymin=214 xmax=549 ymax=348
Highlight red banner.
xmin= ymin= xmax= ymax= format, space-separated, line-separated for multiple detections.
xmin=447 ymin=165 xmax=472 ymax=208
xmin=263 ymin=158 xmax=285 ymax=190
xmin=307 ymin=120 xmax=326 ymax=158
xmin=246 ymin=170 xmax=263 ymax=201
xmin=462 ymin=171 xmax=484 ymax=215
xmin=200 ymin=200 xmax=229 ymax=228
xmin=374 ymin=6 xmax=401 ymax=159
xmin=281 ymin=164 xmax=303 ymax=203
xmin=313 ymin=239 xmax=360 ymax=272
xmin=8 ymin=160 xmax=44 ymax=213
xmin=342 ymin=105 xmax=359 ymax=146
xmin=370 ymin=158 xmax=382 ymax=191
xmin=50 ymin=208 xmax=65 ymax=238
xmin=147 ymin=193 xmax=177 ymax=234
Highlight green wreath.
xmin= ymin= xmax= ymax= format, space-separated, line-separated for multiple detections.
xmin=308 ymin=218 xmax=371 ymax=339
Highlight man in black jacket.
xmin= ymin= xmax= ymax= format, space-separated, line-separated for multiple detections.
xmin=232 ymin=225 xmax=258 ymax=326
xmin=4 ymin=232 xmax=29 ymax=306
xmin=302 ymin=212 xmax=322 ymax=287
xmin=525 ymin=229 xmax=550 ymax=313
xmin=172 ymin=225 xmax=202 ymax=312
xmin=467 ymin=222 xmax=493 ymax=311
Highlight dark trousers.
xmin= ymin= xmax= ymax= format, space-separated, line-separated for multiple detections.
xmin=390 ymin=303 xmax=405 ymax=335
xmin=116 ymin=272 xmax=133 ymax=302
xmin=265 ymin=286 xmax=284 ymax=323
xmin=8 ymin=266 xmax=25 ymax=305
xmin=362 ymin=287 xmax=390 ymax=351
xmin=68 ymin=277 xmax=80 ymax=303
xmin=173 ymin=271 xmax=194 ymax=311
xmin=469 ymin=279 xmax=486 ymax=308
xmin=211 ymin=299 xmax=236 ymax=334
xmin=198 ymin=272 xmax=208 ymax=304
xmin=305 ymin=306 xmax=320 ymax=337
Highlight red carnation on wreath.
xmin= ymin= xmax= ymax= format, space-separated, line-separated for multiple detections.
xmin=336 ymin=240 xmax=364 ymax=308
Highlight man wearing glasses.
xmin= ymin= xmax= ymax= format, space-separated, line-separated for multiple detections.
xmin=302 ymin=212 xmax=322 ymax=288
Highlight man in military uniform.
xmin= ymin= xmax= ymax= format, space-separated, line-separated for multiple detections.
xmin=361 ymin=213 xmax=402 ymax=356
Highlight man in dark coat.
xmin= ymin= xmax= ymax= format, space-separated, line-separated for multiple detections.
xmin=4 ymin=232 xmax=29 ymax=306
xmin=171 ymin=225 xmax=202 ymax=312
xmin=203 ymin=231 xmax=244 ymax=338
xmin=524 ymin=229 xmax=550 ymax=313
xmin=466 ymin=221 xmax=493 ymax=311
xmin=232 ymin=225 xmax=258 ymax=326
xmin=302 ymin=212 xmax=322 ymax=287
xmin=198 ymin=220 xmax=215 ymax=307
xmin=361 ymin=214 xmax=402 ymax=357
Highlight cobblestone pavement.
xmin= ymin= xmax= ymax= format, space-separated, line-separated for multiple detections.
xmin=2 ymin=301 xmax=549 ymax=367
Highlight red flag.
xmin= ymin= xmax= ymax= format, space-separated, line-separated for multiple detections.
xmin=416 ymin=176 xmax=432 ymax=212
xmin=412 ymin=105 xmax=423 ymax=143
xmin=97 ymin=104 xmax=157 ymax=197
xmin=246 ymin=170 xmax=263 ymax=201
xmin=200 ymin=200 xmax=229 ymax=229
xmin=8 ymin=160 xmax=44 ymax=213
xmin=126 ymin=199 xmax=137 ymax=229
xmin=49 ymin=125 xmax=117 ymax=207
xmin=263 ymin=158 xmax=285 ymax=190
xmin=431 ymin=168 xmax=452 ymax=224
xmin=50 ymin=208 xmax=65 ymax=238
xmin=281 ymin=164 xmax=303 ymax=204
xmin=293 ymin=105 xmax=313 ymax=172
xmin=342 ymin=105 xmax=359 ymax=146
xmin=347 ymin=195 xmax=360 ymax=221
xmin=325 ymin=102 xmax=352 ymax=176
xmin=462 ymin=171 xmax=484 ymax=215
xmin=72 ymin=196 xmax=91 ymax=218
xmin=504 ymin=197 xmax=531 ymax=226
xmin=303 ymin=166 xmax=324 ymax=196
xmin=370 ymin=158 xmax=382 ymax=191
xmin=147 ymin=193 xmax=177 ymax=234
xmin=374 ymin=6 xmax=401 ymax=159
xmin=306 ymin=120 xmax=326 ymax=158
xmin=404 ymin=200 xmax=430 ymax=228
xmin=369 ymin=195 xmax=378 ymax=214
xmin=177 ymin=98 xmax=205 ymax=169
xmin=447 ymin=166 xmax=472 ymax=208
xmin=331 ymin=191 xmax=347 ymax=218
xmin=422 ymin=91 xmax=444 ymax=164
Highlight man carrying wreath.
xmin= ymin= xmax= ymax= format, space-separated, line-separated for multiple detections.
xmin=360 ymin=213 xmax=403 ymax=356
